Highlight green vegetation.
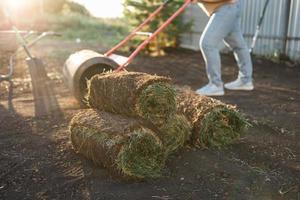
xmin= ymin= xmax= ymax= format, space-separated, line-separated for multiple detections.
xmin=124 ymin=0 xmax=192 ymax=54
xmin=42 ymin=1 xmax=129 ymax=45
xmin=38 ymin=13 xmax=129 ymax=45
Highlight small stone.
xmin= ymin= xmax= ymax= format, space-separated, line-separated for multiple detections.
xmin=265 ymin=177 xmax=271 ymax=182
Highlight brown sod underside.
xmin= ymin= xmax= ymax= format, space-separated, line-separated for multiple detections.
xmin=70 ymin=109 xmax=166 ymax=179
xmin=176 ymin=87 xmax=249 ymax=148
xmin=87 ymin=71 xmax=176 ymax=126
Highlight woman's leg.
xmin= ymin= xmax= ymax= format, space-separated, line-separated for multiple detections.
xmin=199 ymin=4 xmax=240 ymax=88
xmin=223 ymin=18 xmax=253 ymax=85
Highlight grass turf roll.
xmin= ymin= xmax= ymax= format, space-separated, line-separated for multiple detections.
xmin=176 ymin=87 xmax=249 ymax=149
xmin=70 ymin=109 xmax=166 ymax=179
xmin=159 ymin=115 xmax=192 ymax=155
xmin=87 ymin=72 xmax=176 ymax=126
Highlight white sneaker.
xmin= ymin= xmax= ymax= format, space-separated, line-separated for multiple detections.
xmin=224 ymin=79 xmax=254 ymax=91
xmin=196 ymin=84 xmax=224 ymax=96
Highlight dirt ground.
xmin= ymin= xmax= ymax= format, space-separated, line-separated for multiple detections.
xmin=0 ymin=41 xmax=299 ymax=200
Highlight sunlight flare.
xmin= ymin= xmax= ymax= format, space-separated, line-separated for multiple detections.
xmin=6 ymin=0 xmax=28 ymax=11
xmin=72 ymin=0 xmax=124 ymax=18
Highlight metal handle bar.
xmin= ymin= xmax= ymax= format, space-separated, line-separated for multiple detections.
xmin=14 ymin=31 xmax=62 ymax=56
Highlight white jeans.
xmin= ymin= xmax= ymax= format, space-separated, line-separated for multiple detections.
xmin=199 ymin=1 xmax=253 ymax=86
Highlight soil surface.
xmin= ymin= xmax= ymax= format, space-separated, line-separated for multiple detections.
xmin=0 ymin=41 xmax=299 ymax=200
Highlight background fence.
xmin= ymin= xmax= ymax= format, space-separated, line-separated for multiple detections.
xmin=180 ymin=0 xmax=300 ymax=62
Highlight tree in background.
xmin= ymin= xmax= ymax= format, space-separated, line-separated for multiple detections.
xmin=63 ymin=1 xmax=90 ymax=16
xmin=41 ymin=0 xmax=89 ymax=15
xmin=43 ymin=0 xmax=67 ymax=14
xmin=123 ymin=0 xmax=191 ymax=55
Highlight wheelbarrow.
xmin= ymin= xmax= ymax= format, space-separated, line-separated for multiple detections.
xmin=0 ymin=16 xmax=61 ymax=116
xmin=0 ymin=30 xmax=60 ymax=82
xmin=63 ymin=0 xmax=193 ymax=105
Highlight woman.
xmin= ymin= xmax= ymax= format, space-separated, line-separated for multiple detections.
xmin=193 ymin=0 xmax=253 ymax=96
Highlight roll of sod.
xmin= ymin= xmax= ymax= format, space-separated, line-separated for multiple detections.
xmin=87 ymin=72 xmax=176 ymax=126
xmin=159 ymin=115 xmax=192 ymax=155
xmin=176 ymin=87 xmax=249 ymax=149
xmin=70 ymin=109 xmax=166 ymax=179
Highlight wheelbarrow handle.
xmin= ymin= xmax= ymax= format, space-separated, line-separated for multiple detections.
xmin=3 ymin=7 xmax=34 ymax=58
xmin=115 ymin=0 xmax=192 ymax=71
xmin=14 ymin=31 xmax=62 ymax=55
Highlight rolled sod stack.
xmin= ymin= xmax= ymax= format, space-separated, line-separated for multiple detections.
xmin=87 ymin=72 xmax=176 ymax=126
xmin=70 ymin=109 xmax=166 ymax=179
xmin=87 ymin=71 xmax=191 ymax=155
xmin=176 ymin=87 xmax=249 ymax=149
